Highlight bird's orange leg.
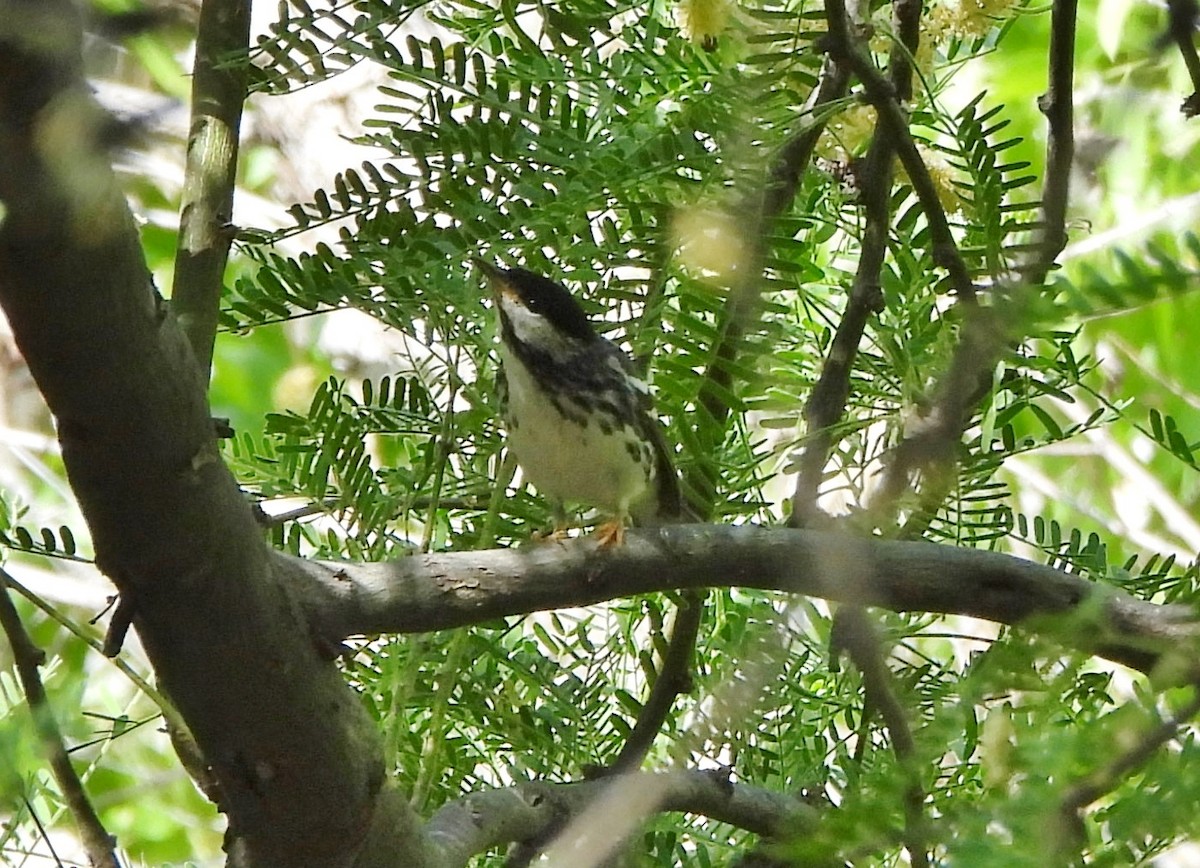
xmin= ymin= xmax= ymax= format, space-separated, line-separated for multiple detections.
xmin=592 ymin=516 xmax=627 ymax=547
xmin=531 ymin=503 xmax=572 ymax=543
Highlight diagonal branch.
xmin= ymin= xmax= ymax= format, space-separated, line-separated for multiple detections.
xmin=294 ymin=525 xmax=1200 ymax=679
xmin=823 ymin=0 xmax=976 ymax=303
xmin=688 ymin=53 xmax=851 ymax=513
xmin=791 ymin=0 xmax=932 ymax=525
xmin=1060 ymin=687 xmax=1200 ymax=815
xmin=609 ymin=590 xmax=704 ymax=773
xmin=789 ymin=129 xmax=891 ymax=522
xmin=171 ymin=0 xmax=252 ymax=379
xmin=1053 ymin=686 xmax=1200 ymax=858
xmin=878 ymin=0 xmax=1078 ymax=514
xmin=776 ymin=0 xmax=941 ymax=792
xmin=832 ymin=607 xmax=928 ymax=868
xmin=0 ymin=575 xmax=120 ymax=868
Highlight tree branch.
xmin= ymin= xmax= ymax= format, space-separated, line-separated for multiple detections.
xmin=877 ymin=0 xmax=1078 ymax=514
xmin=293 ymin=524 xmax=1200 ymax=679
xmin=424 ymin=769 xmax=818 ymax=867
xmin=1165 ymin=0 xmax=1200 ymax=117
xmin=872 ymin=303 xmax=1006 ymax=516
xmin=1053 ymin=686 xmax=1200 ymax=858
xmin=823 ymin=0 xmax=976 ymax=303
xmin=0 ymin=7 xmax=425 ymax=864
xmin=1060 ymin=687 xmax=1200 ymax=815
xmin=1025 ymin=0 xmax=1077 ymax=283
xmin=171 ymin=0 xmax=251 ymax=379
xmin=790 ymin=136 xmax=890 ymax=523
xmin=0 ymin=576 xmax=120 ymax=868
xmin=791 ymin=0 xmax=930 ymax=525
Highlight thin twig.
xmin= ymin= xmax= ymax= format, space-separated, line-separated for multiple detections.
xmin=613 ymin=203 xmax=703 ymax=775
xmin=256 ymin=495 xmax=492 ymax=528
xmin=5 ymin=568 xmax=222 ymax=806
xmin=1025 ymin=0 xmax=1078 ymax=282
xmin=1060 ymin=688 xmax=1200 ymax=814
xmin=171 ymin=0 xmax=251 ymax=379
xmin=101 ymin=593 xmax=135 ymax=657
xmin=790 ymin=137 xmax=890 ymax=524
xmin=799 ymin=4 xmax=935 ymax=833
xmin=20 ymin=794 xmax=64 ymax=866
xmin=0 ymin=579 xmax=121 ymax=868
xmin=3 ymin=571 xmax=172 ymax=709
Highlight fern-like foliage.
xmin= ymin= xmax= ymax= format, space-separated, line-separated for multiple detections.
xmin=1052 ymin=231 xmax=1200 ymax=319
xmin=0 ymin=522 xmax=87 ymax=562
xmin=214 ymin=2 xmax=1200 ymax=864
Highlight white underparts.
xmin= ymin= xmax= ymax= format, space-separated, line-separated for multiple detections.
xmin=499 ymin=342 xmax=656 ymax=520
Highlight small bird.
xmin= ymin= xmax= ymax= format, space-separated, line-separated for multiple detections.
xmin=476 ymin=259 xmax=683 ymax=544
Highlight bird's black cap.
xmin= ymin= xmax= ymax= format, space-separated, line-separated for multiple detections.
xmin=475 ymin=259 xmax=595 ymax=342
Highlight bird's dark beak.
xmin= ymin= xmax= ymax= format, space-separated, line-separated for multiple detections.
xmin=472 ymin=257 xmax=518 ymax=305
xmin=472 ymin=257 xmax=505 ymax=285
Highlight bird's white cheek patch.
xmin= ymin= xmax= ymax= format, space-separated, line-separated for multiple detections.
xmin=500 ymin=298 xmax=576 ymax=359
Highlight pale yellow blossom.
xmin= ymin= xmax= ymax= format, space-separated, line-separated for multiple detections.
xmin=899 ymin=143 xmax=965 ymax=214
xmin=817 ymin=104 xmax=878 ymax=160
xmin=674 ymin=0 xmax=734 ymax=49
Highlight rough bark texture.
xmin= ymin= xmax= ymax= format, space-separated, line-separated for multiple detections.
xmin=0 ymin=6 xmax=421 ymax=865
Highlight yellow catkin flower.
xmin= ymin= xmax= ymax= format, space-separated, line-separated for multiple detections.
xmin=945 ymin=0 xmax=1023 ymax=39
xmin=899 ymin=143 xmax=964 ymax=214
xmin=816 ymin=104 xmax=878 ymax=160
xmin=674 ymin=0 xmax=733 ymax=50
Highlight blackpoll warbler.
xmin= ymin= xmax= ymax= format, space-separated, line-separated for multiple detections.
xmin=477 ymin=260 xmax=683 ymax=544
